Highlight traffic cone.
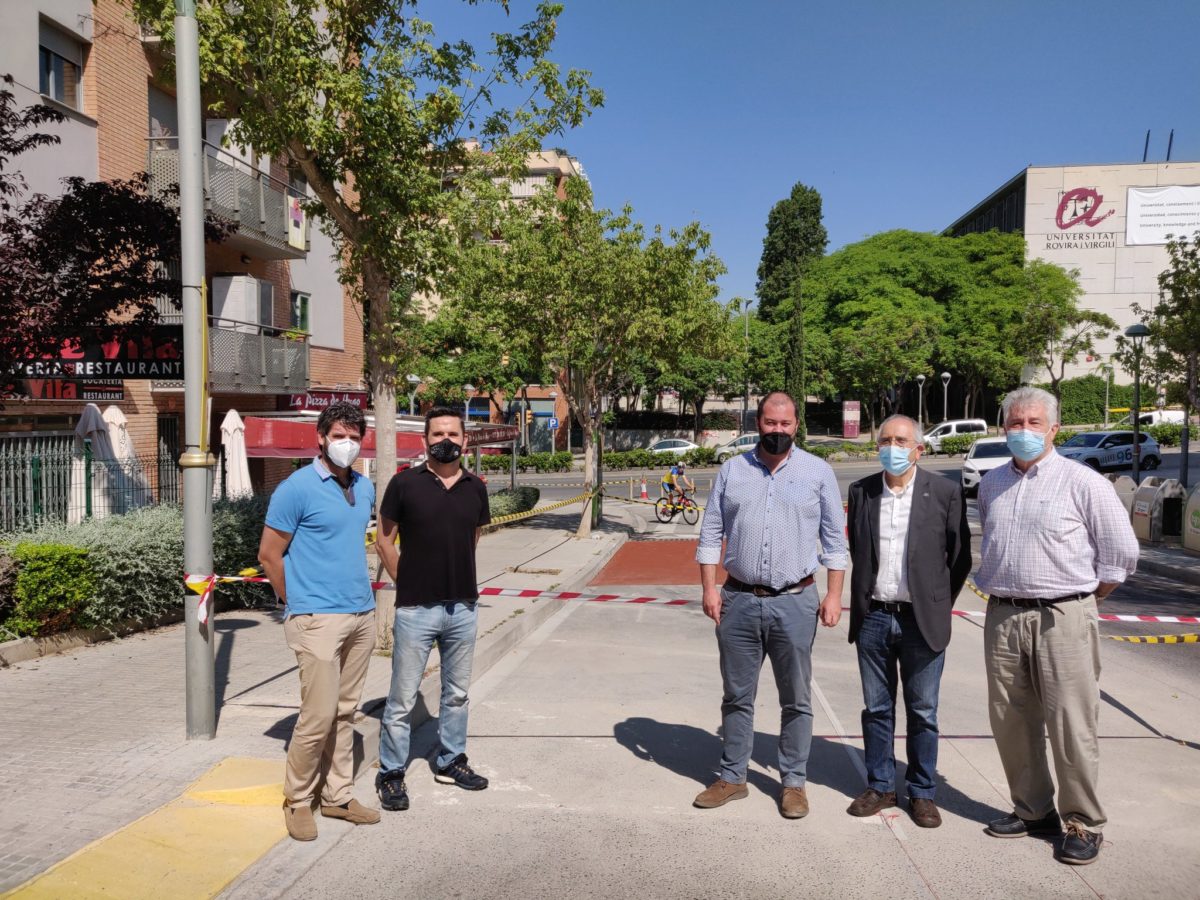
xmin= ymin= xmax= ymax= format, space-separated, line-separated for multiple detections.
xmin=640 ymin=477 xmax=648 ymax=500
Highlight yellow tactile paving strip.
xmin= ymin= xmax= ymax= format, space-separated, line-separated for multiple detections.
xmin=2 ymin=758 xmax=285 ymax=900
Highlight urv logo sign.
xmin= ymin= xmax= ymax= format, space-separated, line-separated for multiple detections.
xmin=1056 ymin=187 xmax=1115 ymax=230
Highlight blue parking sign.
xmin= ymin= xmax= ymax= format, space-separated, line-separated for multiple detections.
xmin=548 ymin=417 xmax=559 ymax=430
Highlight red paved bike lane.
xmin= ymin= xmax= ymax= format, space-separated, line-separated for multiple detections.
xmin=589 ymin=539 xmax=727 ymax=586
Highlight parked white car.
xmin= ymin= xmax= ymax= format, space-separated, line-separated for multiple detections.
xmin=924 ymin=419 xmax=988 ymax=453
xmin=961 ymin=436 xmax=1013 ymax=496
xmin=714 ymin=433 xmax=759 ymax=463
xmin=647 ymin=438 xmax=699 ymax=457
xmin=1128 ymin=409 xmax=1185 ymax=427
xmin=1057 ymin=430 xmax=1161 ymax=471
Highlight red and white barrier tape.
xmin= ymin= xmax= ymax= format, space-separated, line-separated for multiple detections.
xmin=185 ymin=578 xmax=1200 ymax=627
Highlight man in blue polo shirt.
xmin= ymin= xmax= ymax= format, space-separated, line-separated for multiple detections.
xmin=259 ymin=402 xmax=380 ymax=841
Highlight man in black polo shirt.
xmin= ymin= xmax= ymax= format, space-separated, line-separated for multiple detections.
xmin=374 ymin=406 xmax=492 ymax=811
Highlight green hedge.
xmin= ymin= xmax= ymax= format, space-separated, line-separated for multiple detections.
xmin=612 ymin=410 xmax=738 ymax=430
xmin=1147 ymin=423 xmax=1181 ymax=447
xmin=479 ymin=452 xmax=572 ymax=474
xmin=488 ymin=487 xmax=541 ymax=519
xmin=801 ymin=442 xmax=876 ymax=461
xmin=0 ymin=498 xmax=271 ymax=639
xmin=7 ymin=543 xmax=95 ymax=637
xmin=0 ymin=550 xmax=16 ymax=632
xmin=938 ymin=435 xmax=978 ymax=456
xmin=1040 ymin=376 xmax=1134 ymax=426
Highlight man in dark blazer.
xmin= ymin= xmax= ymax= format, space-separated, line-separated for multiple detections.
xmin=845 ymin=414 xmax=971 ymax=829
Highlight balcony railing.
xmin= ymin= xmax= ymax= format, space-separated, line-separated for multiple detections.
xmin=147 ymin=136 xmax=310 ymax=260
xmin=154 ymin=309 xmax=309 ymax=395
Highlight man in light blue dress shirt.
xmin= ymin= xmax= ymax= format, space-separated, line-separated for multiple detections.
xmin=693 ymin=391 xmax=848 ymax=819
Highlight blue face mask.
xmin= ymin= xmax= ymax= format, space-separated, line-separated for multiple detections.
xmin=1006 ymin=429 xmax=1047 ymax=462
xmin=878 ymin=445 xmax=914 ymax=476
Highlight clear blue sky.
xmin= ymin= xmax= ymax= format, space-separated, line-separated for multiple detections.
xmin=438 ymin=0 xmax=1200 ymax=307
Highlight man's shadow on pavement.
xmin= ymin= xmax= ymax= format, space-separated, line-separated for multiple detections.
xmin=613 ymin=716 xmax=1004 ymax=825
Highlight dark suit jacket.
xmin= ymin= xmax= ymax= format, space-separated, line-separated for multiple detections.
xmin=846 ymin=467 xmax=971 ymax=653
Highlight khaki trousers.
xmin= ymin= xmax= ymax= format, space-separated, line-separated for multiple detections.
xmin=283 ymin=611 xmax=376 ymax=809
xmin=984 ymin=596 xmax=1105 ymax=832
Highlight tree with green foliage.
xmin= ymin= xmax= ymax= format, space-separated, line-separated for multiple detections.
xmin=657 ymin=311 xmax=741 ymax=438
xmin=444 ymin=178 xmax=725 ymax=536
xmin=1023 ymin=259 xmax=1116 ymax=401
xmin=756 ymin=182 xmax=828 ymax=320
xmin=133 ymin=0 xmax=601 ymax=498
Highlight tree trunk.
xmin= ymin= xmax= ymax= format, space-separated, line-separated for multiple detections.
xmin=692 ymin=396 xmax=705 ymax=440
xmin=363 ymin=260 xmax=395 ymax=519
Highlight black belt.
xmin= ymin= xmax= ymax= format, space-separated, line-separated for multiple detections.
xmin=870 ymin=600 xmax=912 ymax=613
xmin=989 ymin=593 xmax=1089 ymax=608
xmin=724 ymin=574 xmax=815 ymax=597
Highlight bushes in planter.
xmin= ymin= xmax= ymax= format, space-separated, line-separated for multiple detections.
xmin=479 ymin=452 xmax=572 ymax=474
xmin=488 ymin=487 xmax=540 ymax=519
xmin=0 ymin=498 xmax=271 ymax=639
xmin=6 ymin=543 xmax=94 ymax=637
xmin=938 ymin=435 xmax=978 ymax=456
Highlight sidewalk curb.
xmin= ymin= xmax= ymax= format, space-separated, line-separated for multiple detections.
xmin=351 ymin=528 xmax=627 ymax=782
xmin=1137 ymin=556 xmax=1200 ymax=588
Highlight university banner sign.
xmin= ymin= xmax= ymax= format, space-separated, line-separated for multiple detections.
xmin=10 ymin=326 xmax=184 ymax=379
xmin=1126 ymin=185 xmax=1200 ymax=246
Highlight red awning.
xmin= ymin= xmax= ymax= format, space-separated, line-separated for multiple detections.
xmin=242 ymin=416 xmax=518 ymax=459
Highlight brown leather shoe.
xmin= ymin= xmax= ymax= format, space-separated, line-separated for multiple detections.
xmin=909 ymin=797 xmax=942 ymax=828
xmin=780 ymin=786 xmax=809 ymax=819
xmin=283 ymin=801 xmax=317 ymax=841
xmin=321 ymin=798 xmax=381 ymax=825
xmin=847 ymin=788 xmax=897 ymax=817
xmin=693 ymin=779 xmax=749 ymax=808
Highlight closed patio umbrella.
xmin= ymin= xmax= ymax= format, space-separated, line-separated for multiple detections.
xmin=216 ymin=408 xmax=253 ymax=499
xmin=102 ymin=404 xmax=148 ymax=513
xmin=69 ymin=404 xmax=118 ymax=523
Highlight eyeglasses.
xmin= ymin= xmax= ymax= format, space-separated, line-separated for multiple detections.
xmin=877 ymin=437 xmax=916 ymax=448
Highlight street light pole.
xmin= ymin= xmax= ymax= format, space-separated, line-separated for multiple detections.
xmin=1126 ymin=324 xmax=1150 ymax=483
xmin=405 ymin=373 xmax=421 ymax=416
xmin=176 ymin=0 xmax=216 ymax=740
xmin=940 ymin=372 xmax=951 ymax=423
xmin=916 ymin=373 xmax=926 ymax=428
xmin=742 ymin=300 xmax=750 ymax=435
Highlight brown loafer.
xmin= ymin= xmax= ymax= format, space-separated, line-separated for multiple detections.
xmin=693 ymin=779 xmax=749 ymax=809
xmin=321 ymin=798 xmax=381 ymax=825
xmin=780 ymin=786 xmax=809 ymax=819
xmin=847 ymin=788 xmax=897 ymax=817
xmin=283 ymin=801 xmax=317 ymax=841
xmin=908 ymin=797 xmax=942 ymax=828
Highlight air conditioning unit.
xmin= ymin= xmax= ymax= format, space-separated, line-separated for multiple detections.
xmin=212 ymin=275 xmax=273 ymax=333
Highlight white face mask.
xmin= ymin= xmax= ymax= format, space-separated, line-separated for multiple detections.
xmin=325 ymin=437 xmax=361 ymax=469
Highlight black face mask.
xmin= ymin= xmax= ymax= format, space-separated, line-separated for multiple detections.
xmin=759 ymin=432 xmax=794 ymax=455
xmin=428 ymin=438 xmax=463 ymax=464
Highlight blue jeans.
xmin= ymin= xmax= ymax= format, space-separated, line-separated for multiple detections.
xmin=856 ymin=606 xmax=946 ymax=799
xmin=379 ymin=601 xmax=478 ymax=773
xmin=716 ymin=585 xmax=819 ymax=788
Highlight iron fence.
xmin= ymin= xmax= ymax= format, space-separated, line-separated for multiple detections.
xmin=0 ymin=437 xmax=184 ymax=532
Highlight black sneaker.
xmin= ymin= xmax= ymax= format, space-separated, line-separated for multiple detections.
xmin=434 ymin=754 xmax=489 ymax=791
xmin=1056 ymin=823 xmax=1102 ymax=865
xmin=985 ymin=810 xmax=1062 ymax=838
xmin=376 ymin=769 xmax=410 ymax=811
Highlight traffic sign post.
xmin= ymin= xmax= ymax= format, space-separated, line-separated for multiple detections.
xmin=549 ymin=417 xmax=559 ymax=430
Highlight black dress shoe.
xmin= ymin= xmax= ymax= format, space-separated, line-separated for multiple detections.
xmin=1056 ymin=824 xmax=1102 ymax=865
xmin=985 ymin=810 xmax=1062 ymax=838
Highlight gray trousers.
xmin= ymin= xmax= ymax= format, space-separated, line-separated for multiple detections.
xmin=984 ymin=596 xmax=1105 ymax=832
xmin=716 ymin=585 xmax=819 ymax=788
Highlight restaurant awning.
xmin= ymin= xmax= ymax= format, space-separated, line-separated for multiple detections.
xmin=243 ymin=415 xmax=519 ymax=459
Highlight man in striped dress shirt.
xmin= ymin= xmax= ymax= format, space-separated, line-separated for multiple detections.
xmin=693 ymin=391 xmax=848 ymax=819
xmin=976 ymin=386 xmax=1138 ymax=866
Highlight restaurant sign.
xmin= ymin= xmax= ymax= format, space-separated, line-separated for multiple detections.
xmin=1 ymin=378 xmax=125 ymax=402
xmin=10 ymin=326 xmax=184 ymax=379
xmin=280 ymin=390 xmax=369 ymax=412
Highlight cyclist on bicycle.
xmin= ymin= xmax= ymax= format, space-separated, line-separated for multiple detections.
xmin=661 ymin=460 xmax=694 ymax=506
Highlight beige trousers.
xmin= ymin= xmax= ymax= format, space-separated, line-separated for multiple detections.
xmin=984 ymin=596 xmax=1105 ymax=832
xmin=283 ymin=611 xmax=376 ymax=809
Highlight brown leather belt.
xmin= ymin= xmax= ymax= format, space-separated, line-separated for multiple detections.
xmin=989 ymin=593 xmax=1088 ymax=608
xmin=724 ymin=574 xmax=815 ymax=597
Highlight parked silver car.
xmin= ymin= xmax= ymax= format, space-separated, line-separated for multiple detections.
xmin=1057 ymin=430 xmax=1161 ymax=471
xmin=714 ymin=433 xmax=759 ymax=463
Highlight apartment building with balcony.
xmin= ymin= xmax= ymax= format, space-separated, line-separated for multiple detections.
xmin=0 ymin=0 xmax=365 ymax=497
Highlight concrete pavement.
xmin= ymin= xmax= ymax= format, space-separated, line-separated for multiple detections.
xmin=0 ymin=502 xmax=626 ymax=897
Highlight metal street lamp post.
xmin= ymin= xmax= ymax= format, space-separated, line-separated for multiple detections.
xmin=940 ymin=372 xmax=951 ymax=423
xmin=916 ymin=373 xmax=926 ymax=428
xmin=1125 ymin=324 xmax=1150 ymax=483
